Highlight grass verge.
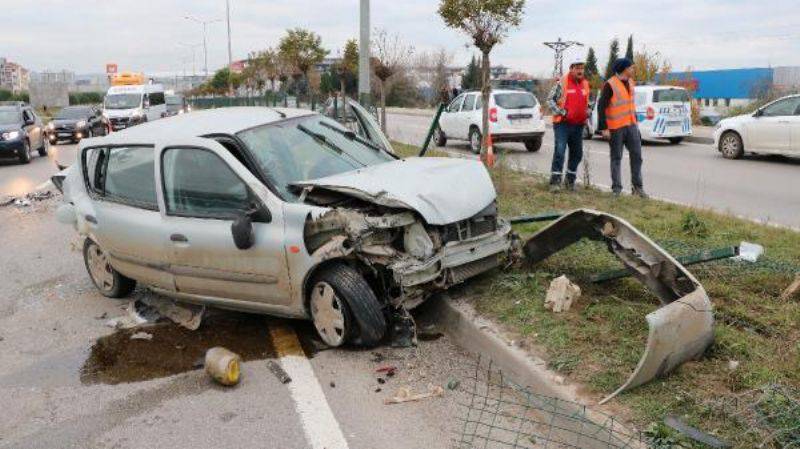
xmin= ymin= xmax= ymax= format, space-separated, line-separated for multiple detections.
xmin=393 ymin=141 xmax=800 ymax=448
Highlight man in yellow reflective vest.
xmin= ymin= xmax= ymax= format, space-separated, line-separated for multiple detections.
xmin=547 ymin=57 xmax=591 ymax=192
xmin=597 ymin=58 xmax=648 ymax=198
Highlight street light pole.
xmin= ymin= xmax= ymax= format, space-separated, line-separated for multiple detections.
xmin=185 ymin=15 xmax=221 ymax=79
xmin=226 ymin=0 xmax=233 ymax=96
xmin=358 ymin=0 xmax=371 ymax=106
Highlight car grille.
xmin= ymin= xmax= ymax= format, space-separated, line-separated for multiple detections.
xmin=440 ymin=202 xmax=498 ymax=244
xmin=54 ymin=124 xmax=74 ymax=132
xmin=110 ymin=117 xmax=128 ymax=125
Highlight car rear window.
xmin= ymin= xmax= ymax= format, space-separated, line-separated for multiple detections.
xmin=494 ymin=93 xmax=537 ymax=110
xmin=653 ymin=88 xmax=689 ymax=103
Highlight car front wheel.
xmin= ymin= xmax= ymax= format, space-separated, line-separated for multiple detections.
xmin=38 ymin=138 xmax=49 ymax=157
xmin=309 ymin=263 xmax=386 ymax=347
xmin=720 ymin=131 xmax=743 ymax=159
xmin=83 ymin=238 xmax=136 ymax=298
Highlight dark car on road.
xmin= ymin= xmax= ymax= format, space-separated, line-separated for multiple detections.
xmin=46 ymin=106 xmax=107 ymax=144
xmin=0 ymin=103 xmax=47 ymax=164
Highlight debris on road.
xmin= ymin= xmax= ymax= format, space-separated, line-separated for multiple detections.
xmin=544 ymin=275 xmax=581 ymax=313
xmin=130 ymin=332 xmax=153 ymax=341
xmin=664 ymin=415 xmax=731 ymax=448
xmin=375 ymin=365 xmax=397 ymax=376
xmin=384 ymin=385 xmax=445 ymax=405
xmin=446 ymin=379 xmax=460 ymax=390
xmin=106 ymin=296 xmax=205 ymax=330
xmin=1 ymin=191 xmax=55 ymax=208
xmin=267 ymin=360 xmax=291 ymax=384
xmin=780 ymin=273 xmax=800 ymax=301
xmin=205 ymin=347 xmax=241 ymax=386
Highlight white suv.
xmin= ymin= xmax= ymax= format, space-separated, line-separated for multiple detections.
xmin=435 ymin=89 xmax=546 ymax=153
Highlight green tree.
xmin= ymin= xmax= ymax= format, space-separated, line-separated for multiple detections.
xmin=625 ymin=35 xmax=634 ymax=61
xmin=278 ymin=28 xmax=329 ymax=101
xmin=208 ymin=67 xmax=240 ymax=94
xmin=438 ymin=0 xmax=526 ymax=158
xmin=584 ymin=47 xmax=602 ymax=92
xmin=604 ymin=38 xmax=620 ymax=80
xmin=334 ymin=38 xmax=359 ymax=99
xmin=461 ymin=55 xmax=480 ymax=90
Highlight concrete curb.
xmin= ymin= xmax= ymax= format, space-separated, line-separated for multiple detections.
xmin=424 ymin=294 xmax=645 ymax=444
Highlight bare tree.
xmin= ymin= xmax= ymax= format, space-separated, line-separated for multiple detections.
xmin=371 ymin=28 xmax=414 ymax=134
xmin=412 ymin=48 xmax=454 ymax=106
xmin=439 ymin=0 xmax=526 ymax=158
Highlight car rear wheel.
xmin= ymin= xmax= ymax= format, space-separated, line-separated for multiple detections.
xmin=720 ymin=131 xmax=743 ymax=159
xmin=83 ymin=238 xmax=136 ymax=298
xmin=309 ymin=263 xmax=386 ymax=347
xmin=434 ymin=126 xmax=447 ymax=147
xmin=18 ymin=139 xmax=32 ymax=164
xmin=525 ymin=136 xmax=543 ymax=152
xmin=468 ymin=127 xmax=482 ymax=154
xmin=668 ymin=137 xmax=684 ymax=144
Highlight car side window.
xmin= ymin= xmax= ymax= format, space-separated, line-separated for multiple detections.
xmin=463 ymin=95 xmax=476 ymax=112
xmin=103 ymin=147 xmax=158 ymax=209
xmin=149 ymin=92 xmax=165 ymax=106
xmin=22 ymin=109 xmax=33 ymax=123
xmin=448 ymin=95 xmax=464 ymax=112
xmin=762 ymin=97 xmax=800 ymax=117
xmin=162 ymin=147 xmax=251 ymax=219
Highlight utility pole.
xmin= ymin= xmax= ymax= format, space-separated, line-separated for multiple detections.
xmin=543 ymin=37 xmax=583 ymax=79
xmin=226 ymin=0 xmax=233 ymax=96
xmin=185 ymin=15 xmax=222 ymax=79
xmin=358 ymin=0 xmax=371 ymax=106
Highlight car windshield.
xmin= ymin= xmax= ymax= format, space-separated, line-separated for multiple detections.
xmin=237 ymin=115 xmax=395 ymax=201
xmin=653 ymin=88 xmax=689 ymax=103
xmin=166 ymin=95 xmax=183 ymax=105
xmin=0 ymin=110 xmax=20 ymax=124
xmin=104 ymin=94 xmax=141 ymax=110
xmin=494 ymin=93 xmax=537 ymax=109
xmin=55 ymin=108 xmax=89 ymax=119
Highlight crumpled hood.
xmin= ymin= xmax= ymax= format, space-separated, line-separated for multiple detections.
xmin=293 ymin=157 xmax=497 ymax=225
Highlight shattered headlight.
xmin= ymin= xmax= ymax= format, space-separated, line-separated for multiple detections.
xmin=404 ymin=222 xmax=435 ymax=259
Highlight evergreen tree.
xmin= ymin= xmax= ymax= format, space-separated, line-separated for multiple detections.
xmin=625 ymin=35 xmax=634 ymax=61
xmin=585 ymin=47 xmax=598 ymax=78
xmin=604 ymin=38 xmax=620 ymax=80
xmin=461 ymin=55 xmax=480 ymax=90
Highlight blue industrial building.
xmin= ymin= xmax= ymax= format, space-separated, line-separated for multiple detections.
xmin=667 ymin=67 xmax=773 ymax=108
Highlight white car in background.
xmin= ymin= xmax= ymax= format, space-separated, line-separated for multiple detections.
xmin=587 ymin=85 xmax=693 ymax=144
xmin=714 ymin=94 xmax=800 ymax=159
xmin=435 ymin=89 xmax=546 ymax=153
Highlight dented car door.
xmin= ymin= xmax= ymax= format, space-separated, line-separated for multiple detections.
xmin=156 ymin=139 xmax=293 ymax=312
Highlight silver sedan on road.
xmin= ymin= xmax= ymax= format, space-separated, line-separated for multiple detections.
xmin=53 ymin=105 xmax=514 ymax=347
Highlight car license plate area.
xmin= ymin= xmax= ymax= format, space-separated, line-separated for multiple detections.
xmin=508 ymin=113 xmax=532 ymax=126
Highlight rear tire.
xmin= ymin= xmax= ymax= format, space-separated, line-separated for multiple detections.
xmin=668 ymin=137 xmax=684 ymax=144
xmin=525 ymin=136 xmax=543 ymax=152
xmin=468 ymin=127 xmax=482 ymax=154
xmin=309 ymin=263 xmax=386 ymax=347
xmin=83 ymin=238 xmax=136 ymax=298
xmin=38 ymin=138 xmax=48 ymax=156
xmin=434 ymin=126 xmax=447 ymax=147
xmin=719 ymin=131 xmax=744 ymax=159
xmin=18 ymin=139 xmax=32 ymax=164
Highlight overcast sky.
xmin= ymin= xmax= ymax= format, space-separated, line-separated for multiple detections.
xmin=5 ymin=0 xmax=800 ymax=76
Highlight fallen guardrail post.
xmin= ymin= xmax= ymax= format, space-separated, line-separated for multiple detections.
xmin=508 ymin=211 xmax=564 ymax=225
xmin=418 ymin=103 xmax=446 ymax=157
xmin=591 ymin=245 xmax=740 ymax=283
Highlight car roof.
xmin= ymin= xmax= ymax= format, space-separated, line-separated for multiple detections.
xmin=462 ymin=89 xmax=532 ymax=95
xmin=91 ymin=107 xmax=315 ymax=145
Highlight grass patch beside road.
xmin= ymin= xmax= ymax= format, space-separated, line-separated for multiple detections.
xmin=393 ymin=141 xmax=800 ymax=447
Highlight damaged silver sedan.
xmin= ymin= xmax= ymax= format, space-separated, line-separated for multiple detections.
xmin=54 ymin=105 xmax=514 ymax=347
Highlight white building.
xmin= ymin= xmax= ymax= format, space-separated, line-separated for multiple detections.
xmin=0 ymin=58 xmax=30 ymax=93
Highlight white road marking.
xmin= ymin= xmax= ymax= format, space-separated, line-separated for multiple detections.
xmin=269 ymin=323 xmax=349 ymax=449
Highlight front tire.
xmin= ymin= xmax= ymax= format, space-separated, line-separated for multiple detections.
xmin=38 ymin=138 xmax=49 ymax=157
xmin=468 ymin=127 xmax=482 ymax=154
xmin=720 ymin=131 xmax=744 ymax=159
xmin=434 ymin=126 xmax=447 ymax=147
xmin=18 ymin=139 xmax=32 ymax=164
xmin=525 ymin=136 xmax=543 ymax=152
xmin=83 ymin=238 xmax=136 ymax=298
xmin=668 ymin=137 xmax=684 ymax=144
xmin=309 ymin=263 xmax=386 ymax=347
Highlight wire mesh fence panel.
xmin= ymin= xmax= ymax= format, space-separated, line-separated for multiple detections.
xmin=455 ymin=359 xmax=648 ymax=449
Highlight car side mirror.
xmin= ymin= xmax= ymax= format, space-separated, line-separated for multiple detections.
xmin=754 ymin=109 xmax=763 ymax=117
xmin=231 ymin=214 xmax=254 ymax=250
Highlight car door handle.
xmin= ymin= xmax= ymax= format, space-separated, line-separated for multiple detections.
xmin=170 ymin=233 xmax=188 ymax=243
xmin=85 ymin=214 xmax=97 ymax=224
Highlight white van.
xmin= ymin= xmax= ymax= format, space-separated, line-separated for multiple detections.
xmin=587 ymin=85 xmax=692 ymax=144
xmin=103 ymin=84 xmax=167 ymax=131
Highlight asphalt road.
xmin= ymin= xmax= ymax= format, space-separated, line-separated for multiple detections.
xmin=0 ymin=197 xmax=476 ymax=449
xmin=387 ymin=112 xmax=800 ymax=229
xmin=0 ymin=142 xmax=78 ymax=198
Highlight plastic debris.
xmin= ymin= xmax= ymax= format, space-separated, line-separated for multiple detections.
xmin=130 ymin=332 xmax=153 ymax=341
xmin=544 ymin=275 xmax=581 ymax=313
xmin=733 ymin=241 xmax=764 ymax=263
xmin=267 ymin=360 xmax=291 ymax=384
xmin=375 ymin=365 xmax=397 ymax=376
xmin=664 ymin=415 xmax=731 ymax=448
xmin=205 ymin=347 xmax=241 ymax=386
xmin=446 ymin=379 xmax=460 ymax=390
xmin=384 ymin=385 xmax=445 ymax=405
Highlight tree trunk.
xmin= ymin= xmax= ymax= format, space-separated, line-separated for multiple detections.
xmin=481 ymin=51 xmax=491 ymax=158
xmin=340 ymin=78 xmax=347 ymax=121
xmin=380 ymin=80 xmax=387 ymax=135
